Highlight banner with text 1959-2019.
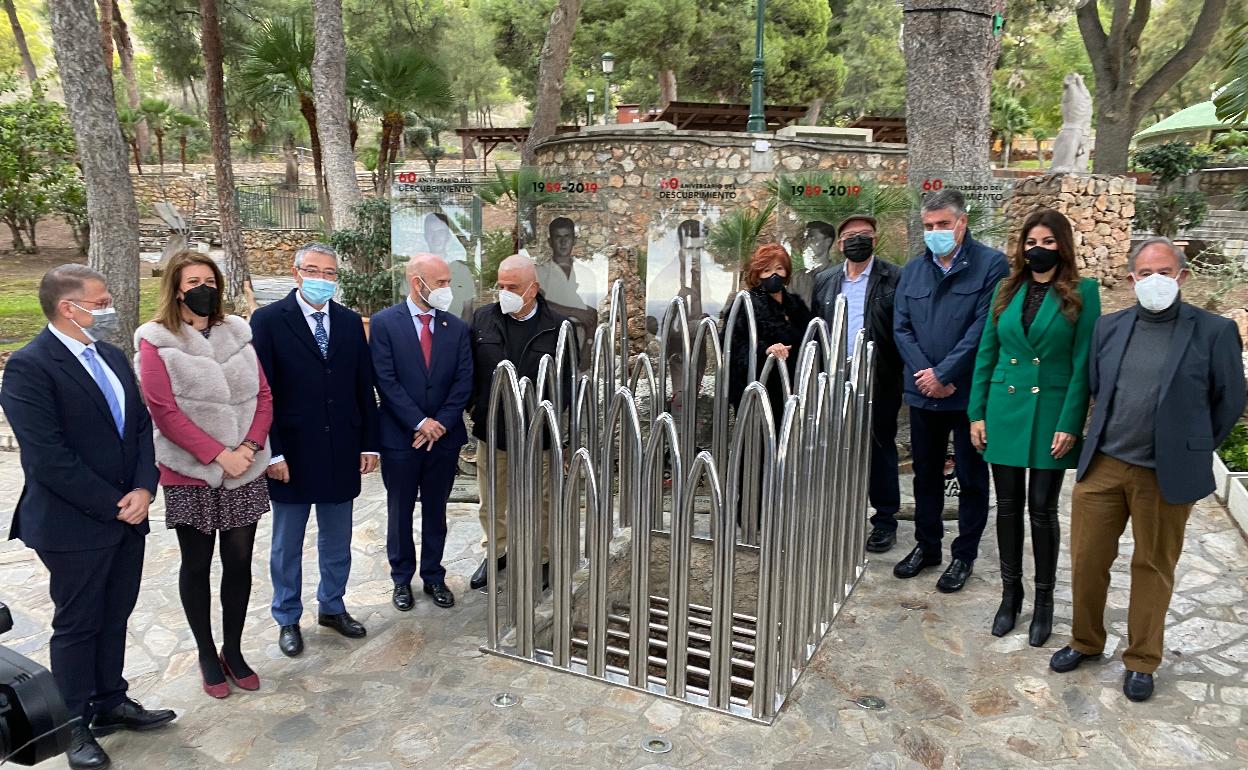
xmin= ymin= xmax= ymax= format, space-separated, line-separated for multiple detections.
xmin=390 ymin=168 xmax=484 ymax=322
xmin=516 ymin=167 xmax=613 ymax=366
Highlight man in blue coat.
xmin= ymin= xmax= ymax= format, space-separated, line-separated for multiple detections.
xmin=1 ymin=265 xmax=175 ymax=770
xmin=371 ymin=252 xmax=474 ymax=610
xmin=251 ymin=243 xmax=381 ymax=657
xmin=893 ymin=189 xmax=1009 ymax=592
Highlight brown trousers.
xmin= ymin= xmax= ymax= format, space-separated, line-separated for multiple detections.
xmin=476 ymin=441 xmax=550 ymax=560
xmin=1070 ymin=453 xmax=1193 ymax=673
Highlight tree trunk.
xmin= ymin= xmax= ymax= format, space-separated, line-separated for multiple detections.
xmin=283 ymin=133 xmax=300 ymax=188
xmin=111 ymin=2 xmax=149 ymax=160
xmin=349 ymin=118 xmax=358 ymax=151
xmin=311 ymin=0 xmax=361 ymax=232
xmin=659 ymin=68 xmax=678 ymax=107
xmin=1003 ymin=133 xmax=1011 ymax=167
xmin=902 ymin=0 xmax=1004 ymax=247
xmin=189 ymin=80 xmax=202 ymax=115
xmin=297 ymin=93 xmax=329 ymax=228
xmin=96 ymin=0 xmax=113 ymax=74
xmin=8 ymin=221 xmax=27 ymax=252
xmin=155 ymin=132 xmax=165 ymax=172
xmin=179 ymin=136 xmax=188 ymax=172
xmin=804 ymin=96 xmax=825 ymax=126
xmin=522 ymin=0 xmax=582 ymax=166
xmin=3 ymin=0 xmax=38 ymax=85
xmin=200 ymin=0 xmax=250 ymax=315
xmin=129 ymin=139 xmax=142 ymax=173
xmin=47 ymin=0 xmax=141 ymax=351
xmin=1077 ymin=0 xmax=1229 ymax=174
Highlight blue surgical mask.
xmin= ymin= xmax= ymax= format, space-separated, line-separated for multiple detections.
xmin=301 ymin=277 xmax=337 ymax=306
xmin=924 ymin=229 xmax=958 ymax=257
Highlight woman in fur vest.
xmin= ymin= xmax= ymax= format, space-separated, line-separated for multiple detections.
xmin=136 ymin=250 xmax=273 ymax=699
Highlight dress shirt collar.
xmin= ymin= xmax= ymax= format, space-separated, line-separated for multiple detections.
xmin=295 ymin=287 xmax=331 ymax=317
xmin=47 ymin=322 xmax=96 ymax=358
xmin=842 ymin=257 xmax=874 ymax=283
xmin=406 ymin=295 xmax=436 ymax=320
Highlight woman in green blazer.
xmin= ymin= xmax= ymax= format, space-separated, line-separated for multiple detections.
xmin=968 ymin=208 xmax=1100 ymax=647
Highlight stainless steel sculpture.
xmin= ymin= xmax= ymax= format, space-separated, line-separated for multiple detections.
xmin=480 ymin=280 xmax=875 ymax=724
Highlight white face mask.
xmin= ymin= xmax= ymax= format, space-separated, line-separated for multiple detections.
xmin=1133 ymin=272 xmax=1180 ymax=313
xmin=498 ymin=284 xmax=532 ymax=315
xmin=417 ymin=278 xmax=454 ymax=313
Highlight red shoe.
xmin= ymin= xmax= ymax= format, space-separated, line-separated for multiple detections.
xmin=219 ymin=654 xmax=260 ymax=691
xmin=201 ymin=672 xmax=230 ymax=700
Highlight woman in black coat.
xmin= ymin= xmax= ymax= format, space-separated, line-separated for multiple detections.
xmin=724 ymin=243 xmax=813 ymax=424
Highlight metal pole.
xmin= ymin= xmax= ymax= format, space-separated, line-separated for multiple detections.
xmin=746 ymin=0 xmax=767 ymax=133
xmin=637 ymin=413 xmax=680 ymax=689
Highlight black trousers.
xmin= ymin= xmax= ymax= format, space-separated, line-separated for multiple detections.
xmin=382 ymin=444 xmax=459 ymax=586
xmin=990 ymin=464 xmax=1064 ymax=587
xmin=868 ymin=391 xmax=902 ymax=531
xmin=35 ymin=528 xmax=145 ymax=721
xmin=909 ymin=406 xmax=991 ymax=563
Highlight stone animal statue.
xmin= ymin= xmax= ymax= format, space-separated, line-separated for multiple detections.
xmin=1050 ymin=73 xmax=1093 ymax=174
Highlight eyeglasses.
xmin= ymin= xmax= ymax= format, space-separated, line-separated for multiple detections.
xmin=297 ymin=266 xmax=339 ymax=280
xmin=68 ymin=297 xmax=113 ymax=310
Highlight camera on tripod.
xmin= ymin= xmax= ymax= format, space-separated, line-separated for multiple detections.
xmin=0 ymin=601 xmax=72 ymax=765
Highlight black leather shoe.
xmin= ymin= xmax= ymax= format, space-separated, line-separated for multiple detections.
xmin=67 ymin=725 xmax=110 ymax=769
xmin=278 ymin=624 xmax=303 ymax=657
xmin=991 ymin=582 xmax=1024 ymax=637
xmin=1124 ymin=671 xmax=1154 ymax=702
xmin=936 ymin=559 xmax=973 ymax=593
xmin=1050 ymin=645 xmax=1097 ymax=673
xmin=1028 ymin=587 xmax=1054 ymax=647
xmin=90 ymin=697 xmax=176 ymax=736
xmin=893 ymin=546 xmax=941 ymax=579
xmin=865 ymin=527 xmax=897 ymax=553
xmin=469 ymin=555 xmax=507 ymax=590
xmin=424 ymin=582 xmax=455 ymax=608
xmin=318 ymin=612 xmax=367 ymax=638
xmin=392 ymin=583 xmax=415 ymax=611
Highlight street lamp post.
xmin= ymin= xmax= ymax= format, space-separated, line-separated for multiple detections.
xmin=601 ymin=52 xmax=615 ymax=125
xmin=746 ymin=0 xmax=767 ymax=133
xmin=586 ymin=88 xmax=596 ymax=126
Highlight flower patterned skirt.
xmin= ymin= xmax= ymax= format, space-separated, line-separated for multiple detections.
xmin=163 ymin=477 xmax=270 ymax=533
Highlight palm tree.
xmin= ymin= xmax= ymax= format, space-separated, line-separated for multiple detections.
xmin=140 ymin=97 xmax=173 ymax=173
xmin=771 ymin=173 xmax=914 ymax=261
xmin=169 ymin=111 xmax=201 ymax=173
xmin=116 ymin=106 xmax=145 ymax=173
xmin=1216 ymin=22 xmax=1248 ymax=125
xmin=990 ymin=92 xmax=1031 ymax=169
xmin=356 ymin=44 xmax=454 ymax=194
xmin=311 ymin=0 xmax=361 ymax=231
xmin=237 ymin=16 xmax=326 ymax=210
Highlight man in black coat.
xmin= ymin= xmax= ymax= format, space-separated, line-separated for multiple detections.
xmin=1050 ymin=237 xmax=1246 ymax=702
xmin=810 ymin=214 xmax=905 ymax=553
xmin=251 ymin=243 xmax=381 ymax=657
xmin=468 ymin=254 xmax=570 ymax=590
xmin=0 ymin=265 xmax=175 ymax=770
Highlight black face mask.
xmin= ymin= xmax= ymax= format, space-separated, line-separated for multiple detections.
xmin=842 ymin=234 xmax=874 ymax=263
xmin=758 ymin=273 xmax=785 ymax=294
xmin=182 ymin=284 xmax=220 ymax=318
xmin=1024 ymin=246 xmax=1060 ymax=274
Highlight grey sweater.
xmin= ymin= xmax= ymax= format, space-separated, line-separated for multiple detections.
xmin=1100 ymin=301 xmax=1180 ymax=468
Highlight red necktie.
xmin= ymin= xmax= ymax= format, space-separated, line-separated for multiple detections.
xmin=419 ymin=314 xmax=433 ymax=367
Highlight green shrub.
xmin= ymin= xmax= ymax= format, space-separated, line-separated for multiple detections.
xmin=1218 ymin=424 xmax=1248 ymax=471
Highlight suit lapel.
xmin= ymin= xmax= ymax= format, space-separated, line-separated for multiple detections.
xmin=397 ymin=305 xmax=430 ymax=376
xmin=325 ymin=300 xmax=345 ymax=361
xmin=999 ymin=286 xmax=1037 ymax=356
xmin=1025 ymin=286 xmax=1060 ymax=347
xmin=43 ymin=331 xmax=118 ymax=433
xmin=429 ymin=310 xmax=453 ymax=376
xmin=98 ymin=343 xmax=137 ymax=441
xmin=1157 ymin=304 xmax=1197 ymax=404
xmin=1097 ymin=308 xmax=1137 ymax=403
xmin=282 ymin=291 xmax=324 ymax=360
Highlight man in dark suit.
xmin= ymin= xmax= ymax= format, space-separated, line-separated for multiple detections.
xmin=811 ymin=214 xmax=905 ymax=554
xmin=370 ymin=252 xmax=473 ymax=610
xmin=251 ymin=243 xmax=380 ymax=657
xmin=0 ymin=265 xmax=176 ymax=770
xmin=1050 ymin=237 xmax=1246 ymax=702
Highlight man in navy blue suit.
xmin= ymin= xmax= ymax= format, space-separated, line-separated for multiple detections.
xmin=370 ymin=252 xmax=473 ymax=610
xmin=251 ymin=243 xmax=381 ymax=658
xmin=0 ymin=265 xmax=176 ymax=770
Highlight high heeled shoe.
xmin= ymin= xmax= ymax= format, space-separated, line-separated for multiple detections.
xmin=991 ymin=581 xmax=1024 ymax=637
xmin=219 ymin=653 xmax=260 ymax=691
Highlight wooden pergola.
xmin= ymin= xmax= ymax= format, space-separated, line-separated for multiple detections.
xmin=849 ymin=116 xmax=907 ymax=144
xmin=454 ymin=126 xmax=580 ymax=170
xmin=642 ymin=101 xmax=809 ymax=132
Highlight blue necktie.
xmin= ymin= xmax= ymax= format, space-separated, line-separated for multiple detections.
xmin=312 ymin=311 xmax=329 ymax=359
xmin=82 ymin=347 xmax=124 ymax=436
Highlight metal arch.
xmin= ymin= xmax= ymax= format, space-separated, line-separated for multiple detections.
xmin=637 ymin=412 xmax=681 ymax=689
xmin=519 ymin=401 xmax=564 ymax=658
xmin=483 ymin=361 xmax=526 ymax=650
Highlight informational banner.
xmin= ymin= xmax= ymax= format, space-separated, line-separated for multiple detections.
xmin=908 ymin=172 xmax=1015 ymax=252
xmin=391 ymin=169 xmax=484 ymax=322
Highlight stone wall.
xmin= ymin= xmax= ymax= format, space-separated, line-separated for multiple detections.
xmin=533 ymin=128 xmax=909 ymax=350
xmin=1003 ymin=174 xmax=1135 ymax=285
xmin=242 ymin=229 xmax=316 ymax=274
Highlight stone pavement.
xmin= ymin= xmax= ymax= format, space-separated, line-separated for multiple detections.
xmin=1 ymin=452 xmax=1246 ymax=769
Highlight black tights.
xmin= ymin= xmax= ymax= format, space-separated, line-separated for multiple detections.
xmin=176 ymin=523 xmax=257 ymax=685
xmin=990 ymin=465 xmax=1063 ymax=588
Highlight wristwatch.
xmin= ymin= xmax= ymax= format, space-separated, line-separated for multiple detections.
xmin=240 ymin=439 xmax=262 ymax=452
